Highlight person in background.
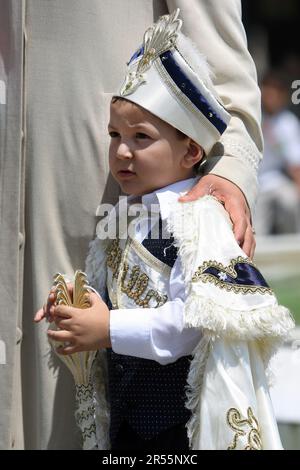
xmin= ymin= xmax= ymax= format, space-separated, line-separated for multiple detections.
xmin=255 ymin=70 xmax=300 ymax=235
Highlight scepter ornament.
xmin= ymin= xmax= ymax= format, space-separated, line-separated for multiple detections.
xmin=48 ymin=270 xmax=98 ymax=449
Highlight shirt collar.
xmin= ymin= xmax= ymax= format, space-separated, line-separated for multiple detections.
xmin=140 ymin=177 xmax=198 ymax=220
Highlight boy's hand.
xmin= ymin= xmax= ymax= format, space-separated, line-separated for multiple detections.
xmin=178 ymin=174 xmax=255 ymax=259
xmin=47 ymin=292 xmax=111 ymax=354
xmin=34 ymin=283 xmax=74 ymax=323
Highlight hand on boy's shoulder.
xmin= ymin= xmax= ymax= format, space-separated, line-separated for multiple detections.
xmin=178 ymin=175 xmax=255 ymax=259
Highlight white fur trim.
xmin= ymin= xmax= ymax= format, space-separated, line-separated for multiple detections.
xmin=176 ymin=32 xmax=214 ymax=88
xmin=85 ymin=237 xmax=108 ymax=298
xmin=184 ymin=292 xmax=294 ymax=341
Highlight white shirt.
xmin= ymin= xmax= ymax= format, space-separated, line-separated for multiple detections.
xmin=109 ymin=178 xmax=202 ymax=365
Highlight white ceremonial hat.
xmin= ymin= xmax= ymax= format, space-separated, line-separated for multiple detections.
xmin=115 ymin=9 xmax=231 ymax=154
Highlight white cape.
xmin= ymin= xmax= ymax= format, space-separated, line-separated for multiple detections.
xmin=85 ymin=196 xmax=294 ymax=450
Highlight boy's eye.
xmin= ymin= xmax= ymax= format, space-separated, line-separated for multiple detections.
xmin=109 ymin=131 xmax=120 ymax=138
xmin=135 ymin=132 xmax=150 ymax=139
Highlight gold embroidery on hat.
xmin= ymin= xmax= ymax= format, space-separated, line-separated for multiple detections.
xmin=227 ymin=407 xmax=262 ymax=450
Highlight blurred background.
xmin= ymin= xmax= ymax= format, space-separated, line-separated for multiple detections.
xmin=243 ymin=0 xmax=300 ymax=449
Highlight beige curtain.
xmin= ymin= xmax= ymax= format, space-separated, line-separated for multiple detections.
xmin=0 ymin=0 xmax=25 ymax=450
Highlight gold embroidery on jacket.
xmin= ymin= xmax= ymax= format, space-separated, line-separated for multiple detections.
xmin=191 ymin=257 xmax=273 ymax=295
xmin=227 ymin=407 xmax=262 ymax=450
xmin=121 ymin=263 xmax=168 ymax=308
xmin=107 ymin=239 xmax=168 ymax=308
xmin=107 ymin=239 xmax=122 ymax=279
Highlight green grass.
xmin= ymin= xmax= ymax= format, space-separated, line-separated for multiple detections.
xmin=268 ymin=276 xmax=300 ymax=324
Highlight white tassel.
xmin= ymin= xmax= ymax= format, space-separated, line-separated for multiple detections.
xmin=85 ymin=237 xmax=108 ymax=297
xmin=184 ymin=292 xmax=294 ymax=342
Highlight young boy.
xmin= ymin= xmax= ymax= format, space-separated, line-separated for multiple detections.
xmin=35 ymin=10 xmax=294 ymax=450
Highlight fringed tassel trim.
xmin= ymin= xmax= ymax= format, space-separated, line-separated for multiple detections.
xmin=185 ymin=335 xmax=211 ymax=450
xmin=184 ymin=293 xmax=295 ymax=342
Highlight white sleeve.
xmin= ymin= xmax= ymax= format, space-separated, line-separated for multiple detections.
xmin=109 ymin=256 xmax=202 ymax=365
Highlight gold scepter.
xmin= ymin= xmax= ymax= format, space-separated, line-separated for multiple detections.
xmin=48 ymin=270 xmax=98 ymax=449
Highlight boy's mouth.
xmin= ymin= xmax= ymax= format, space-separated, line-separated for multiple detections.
xmin=117 ymin=170 xmax=136 ymax=178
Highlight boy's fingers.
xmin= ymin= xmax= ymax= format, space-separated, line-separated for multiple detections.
xmin=53 ymin=304 xmax=74 ymax=318
xmin=34 ymin=308 xmax=45 ymax=322
xmin=40 ymin=292 xmax=56 ymax=321
xmin=54 ymin=318 xmax=71 ymax=330
xmin=47 ymin=329 xmax=72 ymax=342
xmin=56 ymin=345 xmax=78 ymax=356
xmin=47 ymin=292 xmax=56 ymax=304
xmin=88 ymin=291 xmax=102 ymax=306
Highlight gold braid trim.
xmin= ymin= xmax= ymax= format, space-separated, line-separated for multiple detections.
xmin=106 ymin=239 xmax=122 ymax=279
xmin=107 ymin=239 xmax=168 ymax=308
xmin=192 ymin=256 xmax=273 ymax=295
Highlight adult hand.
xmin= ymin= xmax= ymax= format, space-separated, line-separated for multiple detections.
xmin=179 ymin=174 xmax=255 ymax=259
xmin=47 ymin=292 xmax=111 ymax=354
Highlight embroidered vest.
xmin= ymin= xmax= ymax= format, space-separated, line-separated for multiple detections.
xmin=106 ymin=226 xmax=191 ymax=442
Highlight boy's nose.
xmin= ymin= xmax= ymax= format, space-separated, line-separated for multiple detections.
xmin=117 ymin=142 xmax=133 ymax=159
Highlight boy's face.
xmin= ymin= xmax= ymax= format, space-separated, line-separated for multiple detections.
xmin=108 ymin=99 xmax=202 ymax=196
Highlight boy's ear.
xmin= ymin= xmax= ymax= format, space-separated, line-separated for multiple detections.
xmin=182 ymin=140 xmax=204 ymax=168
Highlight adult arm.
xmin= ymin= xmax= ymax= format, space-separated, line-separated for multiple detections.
xmin=167 ymin=0 xmax=263 ymax=211
xmin=166 ymin=0 xmax=263 ymax=257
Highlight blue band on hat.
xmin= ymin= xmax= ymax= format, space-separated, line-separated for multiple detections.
xmin=159 ymin=50 xmax=227 ymax=134
xmin=128 ymin=46 xmax=144 ymax=65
